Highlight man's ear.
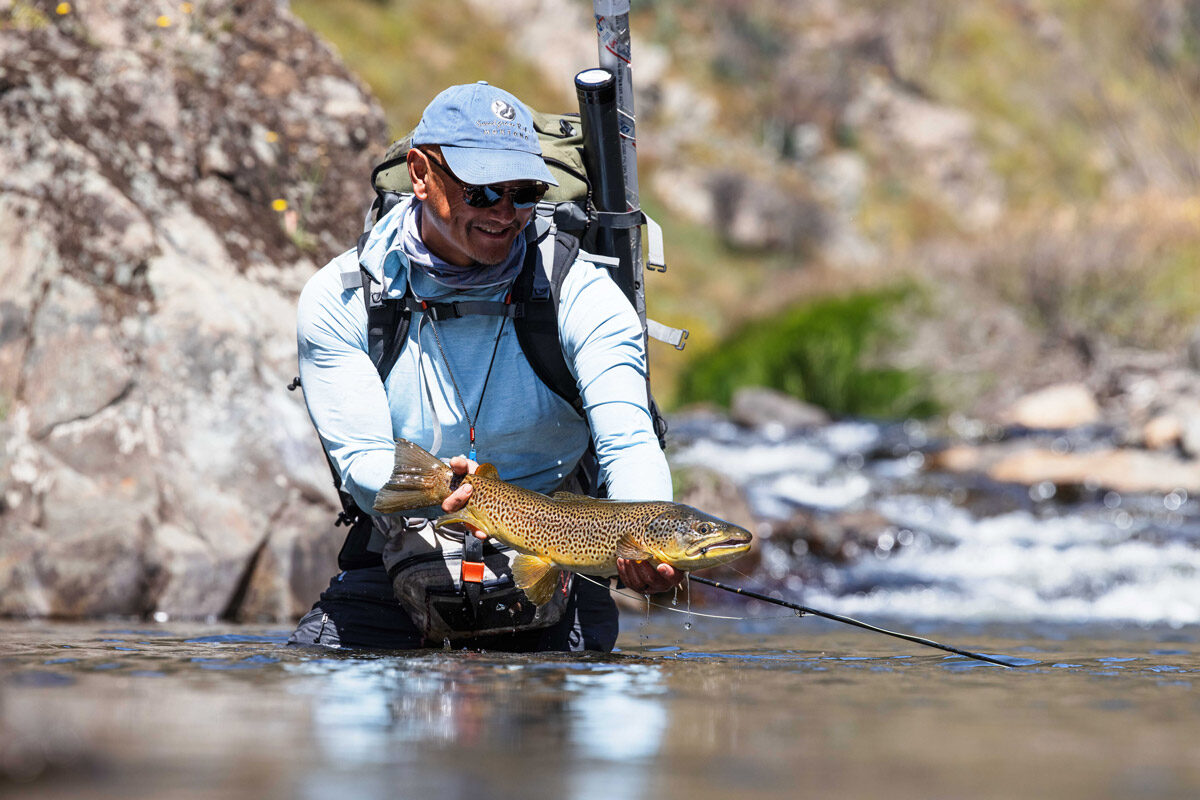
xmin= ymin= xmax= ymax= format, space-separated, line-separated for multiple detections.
xmin=408 ymin=149 xmax=430 ymax=201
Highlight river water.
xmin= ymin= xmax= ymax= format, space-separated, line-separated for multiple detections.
xmin=3 ymin=417 xmax=1199 ymax=799
xmin=1 ymin=619 xmax=1198 ymax=800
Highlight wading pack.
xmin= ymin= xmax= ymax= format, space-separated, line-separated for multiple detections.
xmin=308 ymin=108 xmax=685 ymax=640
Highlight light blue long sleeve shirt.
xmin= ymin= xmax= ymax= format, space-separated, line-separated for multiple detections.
xmin=296 ymin=199 xmax=672 ymax=516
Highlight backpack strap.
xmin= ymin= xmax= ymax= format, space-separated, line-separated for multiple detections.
xmin=512 ymin=220 xmax=584 ymax=416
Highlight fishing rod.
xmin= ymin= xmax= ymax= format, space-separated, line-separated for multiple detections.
xmin=689 ymin=575 xmax=1018 ymax=668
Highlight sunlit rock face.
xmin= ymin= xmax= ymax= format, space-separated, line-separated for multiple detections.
xmin=0 ymin=0 xmax=388 ymax=620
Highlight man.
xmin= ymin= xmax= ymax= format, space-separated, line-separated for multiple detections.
xmin=290 ymin=82 xmax=681 ymax=651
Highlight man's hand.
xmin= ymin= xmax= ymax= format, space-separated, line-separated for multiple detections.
xmin=443 ymin=455 xmax=489 ymax=540
xmin=617 ymin=558 xmax=684 ymax=596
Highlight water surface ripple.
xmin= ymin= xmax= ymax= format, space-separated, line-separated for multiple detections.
xmin=2 ymin=618 xmax=1198 ymax=800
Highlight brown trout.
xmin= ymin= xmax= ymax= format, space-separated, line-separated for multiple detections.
xmin=372 ymin=439 xmax=753 ymax=605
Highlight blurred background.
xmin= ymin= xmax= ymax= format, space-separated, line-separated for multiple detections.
xmin=1 ymin=0 xmax=1197 ymax=625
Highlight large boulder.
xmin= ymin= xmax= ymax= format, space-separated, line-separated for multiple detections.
xmin=0 ymin=0 xmax=386 ymax=620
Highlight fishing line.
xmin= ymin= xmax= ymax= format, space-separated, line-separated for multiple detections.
xmin=577 ymin=576 xmax=1016 ymax=667
xmin=688 ymin=575 xmax=1017 ymax=668
xmin=574 ymin=574 xmax=747 ymax=621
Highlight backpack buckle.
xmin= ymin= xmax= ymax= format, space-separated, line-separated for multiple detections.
xmin=461 ymin=536 xmax=485 ymax=583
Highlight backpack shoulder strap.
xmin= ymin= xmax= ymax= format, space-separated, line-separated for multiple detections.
xmin=512 ymin=220 xmax=584 ymax=416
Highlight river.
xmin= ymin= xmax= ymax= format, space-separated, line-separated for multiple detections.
xmin=1 ymin=619 xmax=1198 ymax=799
xmin=2 ymin=415 xmax=1199 ymax=798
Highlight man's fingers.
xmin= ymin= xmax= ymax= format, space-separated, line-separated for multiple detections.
xmin=447 ymin=454 xmax=479 ymax=475
xmin=617 ymin=558 xmax=679 ymax=594
xmin=441 ymin=482 xmax=472 ymax=512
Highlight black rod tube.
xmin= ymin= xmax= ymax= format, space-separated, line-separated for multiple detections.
xmin=575 ymin=68 xmax=637 ymax=309
xmin=689 ymin=575 xmax=1017 ymax=668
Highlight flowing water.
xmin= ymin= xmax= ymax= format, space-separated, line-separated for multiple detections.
xmin=3 ymin=417 xmax=1199 ymax=798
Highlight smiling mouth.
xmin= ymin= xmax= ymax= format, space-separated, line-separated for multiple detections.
xmin=475 ymin=223 xmax=516 ymax=238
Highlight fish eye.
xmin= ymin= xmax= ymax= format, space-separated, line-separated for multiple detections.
xmin=696 ymin=522 xmax=714 ymax=535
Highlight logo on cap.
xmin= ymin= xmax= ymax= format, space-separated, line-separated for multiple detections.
xmin=491 ymin=100 xmax=516 ymax=121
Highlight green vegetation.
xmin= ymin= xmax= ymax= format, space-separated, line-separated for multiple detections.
xmin=290 ymin=0 xmax=566 ymax=137
xmin=291 ymin=0 xmax=1200 ymax=415
xmin=676 ymin=287 xmax=939 ymax=420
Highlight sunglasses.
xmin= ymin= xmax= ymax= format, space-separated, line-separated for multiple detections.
xmin=423 ymin=151 xmax=548 ymax=209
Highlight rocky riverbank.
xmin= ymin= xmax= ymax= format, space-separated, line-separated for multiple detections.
xmin=0 ymin=0 xmax=386 ymax=621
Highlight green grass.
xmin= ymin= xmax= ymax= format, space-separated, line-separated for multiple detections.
xmin=676 ymin=286 xmax=939 ymax=419
xmin=290 ymin=0 xmax=568 ymax=138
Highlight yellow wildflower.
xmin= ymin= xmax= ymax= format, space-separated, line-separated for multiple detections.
xmin=272 ymin=199 xmax=289 ymax=212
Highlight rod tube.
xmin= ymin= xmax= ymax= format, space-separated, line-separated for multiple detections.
xmin=575 ymin=68 xmax=636 ymax=308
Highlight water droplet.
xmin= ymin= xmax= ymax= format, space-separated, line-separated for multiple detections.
xmin=1029 ymin=481 xmax=1056 ymax=502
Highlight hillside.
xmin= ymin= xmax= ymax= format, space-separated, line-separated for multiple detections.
xmin=292 ymin=0 xmax=1200 ymax=415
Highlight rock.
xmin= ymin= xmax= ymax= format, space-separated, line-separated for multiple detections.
xmin=1182 ymin=414 xmax=1200 ymax=460
xmin=1143 ymin=414 xmax=1183 ymax=451
xmin=730 ymin=386 xmax=831 ymax=430
xmin=0 ymin=0 xmax=386 ymax=620
xmin=988 ymin=448 xmax=1200 ymax=494
xmin=765 ymin=508 xmax=892 ymax=563
xmin=1001 ymin=382 xmax=1101 ymax=430
xmin=1188 ymin=325 xmax=1200 ymax=372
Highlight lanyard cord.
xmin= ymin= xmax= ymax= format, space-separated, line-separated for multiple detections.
xmin=423 ymin=311 xmax=507 ymax=462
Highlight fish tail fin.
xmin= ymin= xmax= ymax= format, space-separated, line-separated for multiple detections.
xmin=512 ymin=554 xmax=562 ymax=607
xmin=372 ymin=439 xmax=452 ymax=513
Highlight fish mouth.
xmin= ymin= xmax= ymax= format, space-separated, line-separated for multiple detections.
xmin=695 ymin=539 xmax=752 ymax=557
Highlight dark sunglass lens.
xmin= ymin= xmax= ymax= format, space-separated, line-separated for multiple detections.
xmin=458 ymin=180 xmax=548 ymax=209
xmin=472 ymin=185 xmax=501 ymax=208
xmin=512 ymin=185 xmax=547 ymax=208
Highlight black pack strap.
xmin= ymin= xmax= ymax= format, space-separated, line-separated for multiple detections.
xmin=593 ymin=208 xmax=644 ymax=230
xmin=461 ymin=535 xmax=484 ymax=620
xmin=404 ymin=296 xmax=523 ymax=321
xmin=513 ymin=226 xmax=584 ymax=416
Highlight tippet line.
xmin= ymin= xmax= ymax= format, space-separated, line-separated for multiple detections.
xmin=688 ymin=575 xmax=1018 ymax=668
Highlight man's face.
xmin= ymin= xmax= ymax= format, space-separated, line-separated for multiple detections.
xmin=410 ymin=148 xmax=537 ymax=267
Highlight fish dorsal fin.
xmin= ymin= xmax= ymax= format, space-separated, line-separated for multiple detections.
xmin=475 ymin=463 xmax=500 ymax=480
xmin=615 ymin=534 xmax=653 ymax=562
xmin=512 ymin=554 xmax=562 ymax=606
xmin=550 ymin=490 xmax=592 ymax=503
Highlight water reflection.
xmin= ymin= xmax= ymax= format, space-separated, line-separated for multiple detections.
xmin=2 ymin=620 xmax=1199 ymax=800
xmin=300 ymin=655 xmax=669 ymax=770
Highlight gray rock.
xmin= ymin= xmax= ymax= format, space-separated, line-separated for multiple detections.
xmin=730 ymin=386 xmax=831 ymax=430
xmin=0 ymin=0 xmax=387 ymax=621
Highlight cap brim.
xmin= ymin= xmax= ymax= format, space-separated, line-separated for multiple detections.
xmin=441 ymin=145 xmax=558 ymax=187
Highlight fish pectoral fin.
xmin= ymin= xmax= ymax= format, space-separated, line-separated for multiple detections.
xmin=434 ymin=508 xmax=490 ymax=535
xmin=615 ymin=535 xmax=653 ymax=562
xmin=474 ymin=463 xmax=500 ymax=480
xmin=512 ymin=554 xmax=562 ymax=606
